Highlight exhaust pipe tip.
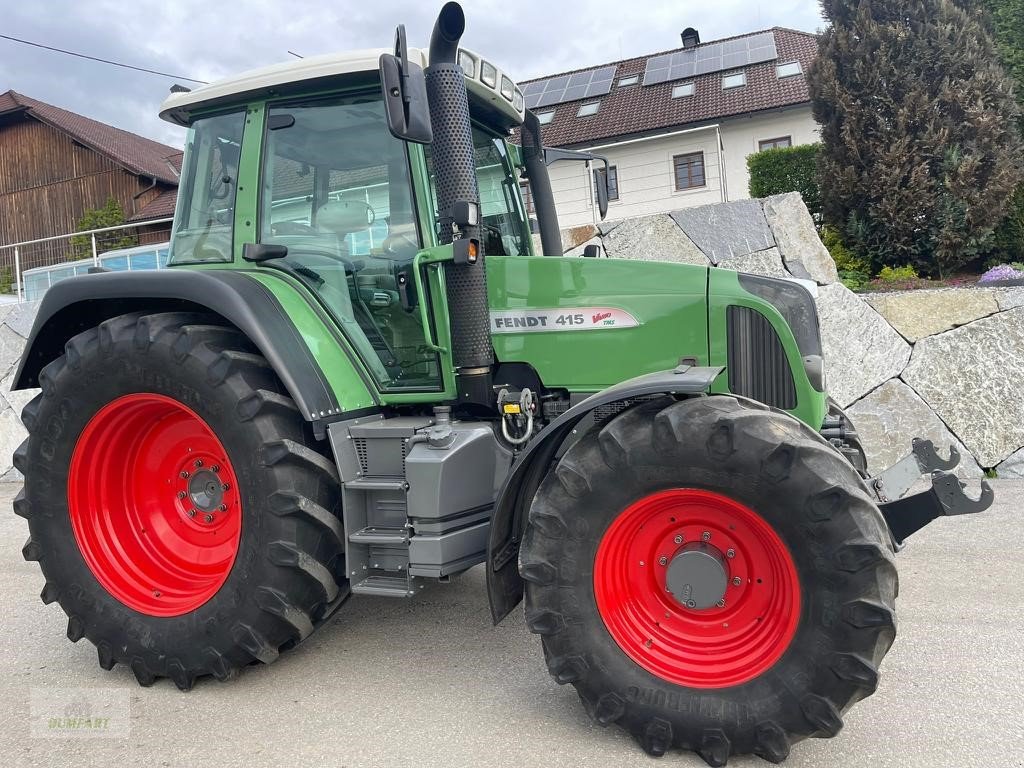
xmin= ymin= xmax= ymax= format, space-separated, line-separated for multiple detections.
xmin=430 ymin=1 xmax=465 ymax=64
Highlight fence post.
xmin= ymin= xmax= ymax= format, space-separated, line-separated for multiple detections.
xmin=14 ymin=246 xmax=22 ymax=303
xmin=91 ymin=233 xmax=99 ymax=267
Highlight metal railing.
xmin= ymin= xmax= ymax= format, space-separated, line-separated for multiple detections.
xmin=0 ymin=218 xmax=173 ymax=302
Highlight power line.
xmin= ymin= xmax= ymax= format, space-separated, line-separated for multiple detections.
xmin=0 ymin=33 xmax=208 ymax=84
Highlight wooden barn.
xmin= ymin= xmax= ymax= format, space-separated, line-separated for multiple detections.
xmin=0 ymin=90 xmax=182 ymax=270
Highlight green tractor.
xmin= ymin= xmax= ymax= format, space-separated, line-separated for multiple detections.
xmin=12 ymin=4 xmax=992 ymax=764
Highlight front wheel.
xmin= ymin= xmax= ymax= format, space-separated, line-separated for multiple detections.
xmin=520 ymin=396 xmax=897 ymax=765
xmin=15 ymin=312 xmax=348 ymax=690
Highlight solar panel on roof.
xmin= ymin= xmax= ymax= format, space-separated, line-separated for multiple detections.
xmin=523 ymin=65 xmax=617 ymax=109
xmin=642 ymin=32 xmax=777 ymax=85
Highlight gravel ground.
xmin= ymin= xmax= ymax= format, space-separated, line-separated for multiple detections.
xmin=1 ymin=480 xmax=1022 ymax=768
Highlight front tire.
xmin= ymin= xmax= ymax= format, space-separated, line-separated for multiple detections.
xmin=14 ymin=312 xmax=348 ymax=690
xmin=520 ymin=396 xmax=897 ymax=765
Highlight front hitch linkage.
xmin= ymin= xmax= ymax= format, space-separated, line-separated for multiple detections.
xmin=870 ymin=438 xmax=995 ymax=546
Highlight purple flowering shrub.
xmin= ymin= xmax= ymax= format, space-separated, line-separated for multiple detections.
xmin=979 ymin=264 xmax=1024 ymax=283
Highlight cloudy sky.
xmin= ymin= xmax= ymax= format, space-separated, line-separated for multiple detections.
xmin=2 ymin=0 xmax=824 ymax=149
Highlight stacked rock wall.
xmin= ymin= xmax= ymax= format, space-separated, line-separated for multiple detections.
xmin=3 ymin=194 xmax=1023 ymax=479
xmin=553 ymin=193 xmax=1024 ymax=478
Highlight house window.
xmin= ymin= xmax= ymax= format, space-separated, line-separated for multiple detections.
xmin=672 ymin=82 xmax=695 ymax=99
xmin=722 ymin=71 xmax=746 ymax=89
xmin=577 ymin=102 xmax=600 ymax=117
xmin=759 ymin=136 xmax=792 ymax=151
xmin=520 ymin=181 xmax=536 ymax=216
xmin=673 ymin=152 xmax=705 ymax=191
xmin=618 ymin=75 xmax=639 ymax=87
xmin=536 ymin=110 xmax=555 ymax=125
xmin=593 ymin=166 xmax=619 ymax=201
xmin=776 ymin=61 xmax=803 ymax=78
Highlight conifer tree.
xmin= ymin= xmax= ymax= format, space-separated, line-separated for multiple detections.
xmin=810 ymin=0 xmax=1023 ymax=275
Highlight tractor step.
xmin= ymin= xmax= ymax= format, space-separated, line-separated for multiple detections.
xmin=351 ymin=575 xmax=415 ymax=597
xmin=349 ymin=526 xmax=409 ymax=545
xmin=344 ymin=478 xmax=408 ymax=491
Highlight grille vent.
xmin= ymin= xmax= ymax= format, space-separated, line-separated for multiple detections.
xmin=726 ymin=306 xmax=797 ymax=410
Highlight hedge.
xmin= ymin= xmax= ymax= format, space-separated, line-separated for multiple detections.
xmin=747 ymin=143 xmax=821 ymax=216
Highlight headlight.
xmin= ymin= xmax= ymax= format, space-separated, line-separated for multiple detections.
xmin=457 ymin=50 xmax=477 ymax=79
xmin=480 ymin=61 xmax=497 ymax=88
xmin=513 ymin=88 xmax=524 ymax=111
xmin=500 ymin=75 xmax=515 ymax=102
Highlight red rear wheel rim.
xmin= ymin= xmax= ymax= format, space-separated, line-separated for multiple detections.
xmin=593 ymin=488 xmax=800 ymax=688
xmin=68 ymin=393 xmax=242 ymax=617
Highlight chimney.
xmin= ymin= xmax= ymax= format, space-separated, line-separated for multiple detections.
xmin=681 ymin=28 xmax=700 ymax=48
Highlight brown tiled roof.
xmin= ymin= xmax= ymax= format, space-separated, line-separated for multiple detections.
xmin=521 ymin=28 xmax=818 ymax=147
xmin=0 ymin=90 xmax=183 ymax=184
xmin=128 ymin=187 xmax=178 ymax=222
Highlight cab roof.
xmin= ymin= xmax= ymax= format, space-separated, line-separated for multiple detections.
xmin=159 ymin=47 xmax=524 ymax=131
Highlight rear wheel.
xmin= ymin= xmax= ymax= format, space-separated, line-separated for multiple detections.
xmin=15 ymin=312 xmax=348 ymax=689
xmin=520 ymin=396 xmax=897 ymax=765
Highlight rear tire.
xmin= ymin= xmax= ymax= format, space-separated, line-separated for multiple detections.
xmin=520 ymin=396 xmax=897 ymax=765
xmin=14 ymin=312 xmax=348 ymax=690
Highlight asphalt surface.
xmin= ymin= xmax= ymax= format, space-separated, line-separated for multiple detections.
xmin=1 ymin=480 xmax=1022 ymax=768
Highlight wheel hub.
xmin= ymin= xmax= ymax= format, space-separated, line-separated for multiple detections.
xmin=665 ymin=543 xmax=728 ymax=609
xmin=187 ymin=469 xmax=224 ymax=512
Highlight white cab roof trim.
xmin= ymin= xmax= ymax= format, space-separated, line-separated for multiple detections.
xmin=159 ymin=46 xmax=524 ymax=127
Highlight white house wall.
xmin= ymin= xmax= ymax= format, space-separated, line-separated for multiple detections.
xmin=547 ymin=105 xmax=818 ymax=229
xmin=718 ymin=106 xmax=820 ymax=202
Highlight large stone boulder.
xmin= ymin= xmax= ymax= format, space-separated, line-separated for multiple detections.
xmin=670 ymin=199 xmax=774 ymax=263
xmin=866 ymin=288 xmax=999 ymax=342
xmin=762 ymin=193 xmax=838 ymax=285
xmin=996 ymin=446 xmax=1024 ymax=478
xmin=0 ymin=405 xmax=26 ymax=478
xmin=847 ymin=379 xmax=981 ymax=478
xmin=560 ymin=224 xmax=600 ymax=253
xmin=995 ymin=287 xmax=1024 ymax=311
xmin=815 ymin=282 xmax=912 ymax=408
xmin=901 ymin=307 xmax=1024 ymax=467
xmin=601 ymin=214 xmax=708 ymax=265
xmin=716 ymin=247 xmax=791 ymax=279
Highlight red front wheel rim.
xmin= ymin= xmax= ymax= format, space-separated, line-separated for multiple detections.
xmin=68 ymin=393 xmax=242 ymax=617
xmin=593 ymin=488 xmax=801 ymax=688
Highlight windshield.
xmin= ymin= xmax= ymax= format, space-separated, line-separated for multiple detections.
xmin=260 ymin=92 xmax=441 ymax=391
xmin=425 ymin=126 xmax=529 ymax=256
xmin=168 ymin=111 xmax=245 ymax=264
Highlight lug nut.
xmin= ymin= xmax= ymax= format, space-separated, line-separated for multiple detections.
xmin=194 ymin=459 xmax=203 ymax=468
xmin=221 ymin=483 xmax=231 ymax=492
xmin=211 ymin=465 xmax=220 ymax=473
xmin=726 ymin=548 xmax=735 ymax=559
xmin=732 ymin=576 xmax=742 ymax=586
xmin=658 ymin=556 xmax=668 ymax=566
xmin=204 ymin=513 xmax=214 ymax=523
xmin=180 ymin=471 xmax=190 ymax=479
xmin=685 ymin=599 xmax=696 ymax=609
xmin=219 ymin=504 xmax=227 ymax=512
xmin=716 ymin=599 xmax=726 ymax=608
xmin=702 ymin=531 xmax=711 ymax=542
xmin=177 ymin=491 xmax=186 ymax=499
xmin=673 ymin=535 xmax=683 ymax=544
xmin=187 ymin=509 xmax=197 ymax=518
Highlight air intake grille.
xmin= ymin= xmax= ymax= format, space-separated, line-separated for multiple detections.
xmin=726 ymin=306 xmax=797 ymax=410
xmin=354 ymin=438 xmax=368 ymax=475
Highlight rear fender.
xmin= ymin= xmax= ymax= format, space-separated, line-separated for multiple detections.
xmin=13 ymin=269 xmax=379 ymax=422
xmin=486 ymin=365 xmax=722 ymax=623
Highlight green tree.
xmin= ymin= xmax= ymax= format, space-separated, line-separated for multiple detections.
xmin=984 ymin=0 xmax=1024 ymax=263
xmin=70 ymin=197 xmax=137 ymax=260
xmin=809 ymin=0 xmax=1024 ymax=276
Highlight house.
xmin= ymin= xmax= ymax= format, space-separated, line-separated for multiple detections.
xmin=519 ymin=27 xmax=820 ymax=229
xmin=0 ymin=90 xmax=182 ymax=270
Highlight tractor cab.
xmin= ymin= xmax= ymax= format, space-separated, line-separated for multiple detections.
xmin=160 ymin=47 xmax=531 ymax=393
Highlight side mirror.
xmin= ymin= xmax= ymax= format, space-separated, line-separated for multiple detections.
xmin=583 ymin=244 xmax=601 ymax=258
xmin=593 ymin=162 xmax=610 ymax=221
xmin=380 ymin=25 xmax=433 ymax=144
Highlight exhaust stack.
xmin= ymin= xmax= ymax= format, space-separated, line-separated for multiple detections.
xmin=424 ymin=2 xmax=494 ymax=403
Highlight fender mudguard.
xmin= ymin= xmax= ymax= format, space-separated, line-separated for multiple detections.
xmin=486 ymin=365 xmax=723 ymax=623
xmin=13 ymin=269 xmax=379 ymax=421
